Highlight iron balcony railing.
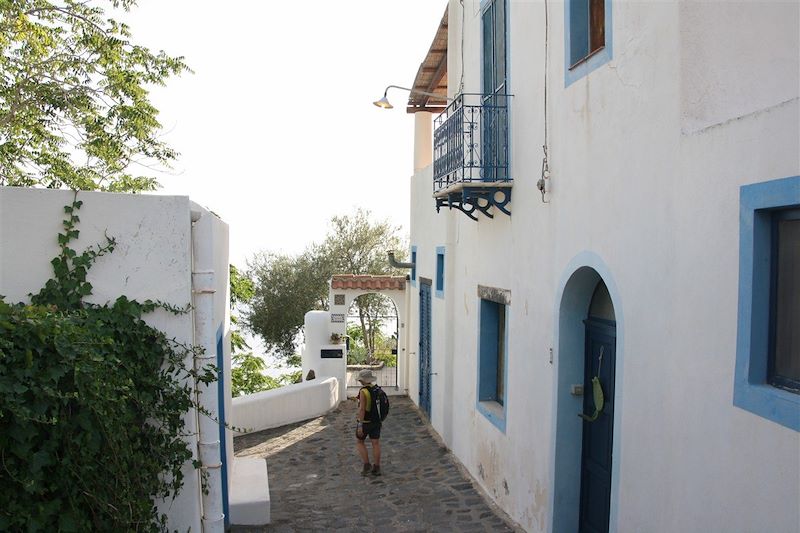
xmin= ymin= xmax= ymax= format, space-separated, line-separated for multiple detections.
xmin=433 ymin=93 xmax=511 ymax=193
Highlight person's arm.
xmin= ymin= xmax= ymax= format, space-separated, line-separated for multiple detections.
xmin=357 ymin=389 xmax=366 ymax=437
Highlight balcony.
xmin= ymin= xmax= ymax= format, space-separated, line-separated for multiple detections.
xmin=433 ymin=93 xmax=512 ymax=220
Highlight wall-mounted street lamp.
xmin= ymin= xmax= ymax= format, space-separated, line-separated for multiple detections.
xmin=373 ymin=85 xmax=454 ymax=109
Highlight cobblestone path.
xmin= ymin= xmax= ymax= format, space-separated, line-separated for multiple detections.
xmin=233 ymin=396 xmax=522 ymax=532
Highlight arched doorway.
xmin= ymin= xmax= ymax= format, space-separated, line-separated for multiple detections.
xmin=328 ymin=275 xmax=408 ymax=396
xmin=552 ymin=263 xmax=621 ymax=533
xmin=345 ymin=292 xmax=399 ymax=389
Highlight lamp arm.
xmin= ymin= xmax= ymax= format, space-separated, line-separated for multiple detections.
xmin=384 ymin=85 xmax=454 ymax=102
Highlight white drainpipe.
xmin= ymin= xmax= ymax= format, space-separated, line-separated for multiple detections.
xmin=191 ymin=210 xmax=224 ymax=532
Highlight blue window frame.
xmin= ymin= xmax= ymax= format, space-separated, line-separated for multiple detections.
xmin=477 ymin=297 xmax=508 ymax=432
xmin=410 ymin=246 xmax=417 ymax=286
xmin=735 ymin=176 xmax=800 ymax=431
xmin=564 ymin=0 xmax=613 ymax=87
xmin=435 ymin=246 xmax=445 ymax=298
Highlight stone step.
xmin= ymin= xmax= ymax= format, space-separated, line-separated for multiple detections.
xmin=229 ymin=456 xmax=270 ymax=526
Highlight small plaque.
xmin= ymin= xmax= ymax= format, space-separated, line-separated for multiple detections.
xmin=321 ymin=348 xmax=343 ymax=359
xmin=334 ymin=294 xmax=345 ymax=306
xmin=331 ymin=313 xmax=345 ymax=323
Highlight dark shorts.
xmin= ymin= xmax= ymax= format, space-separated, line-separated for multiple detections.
xmin=356 ymin=421 xmax=381 ymax=440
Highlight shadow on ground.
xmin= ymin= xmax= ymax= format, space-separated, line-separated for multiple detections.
xmin=233 ymin=396 xmax=521 ymax=532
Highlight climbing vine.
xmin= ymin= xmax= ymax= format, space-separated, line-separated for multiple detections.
xmin=0 ymin=195 xmax=216 ymax=532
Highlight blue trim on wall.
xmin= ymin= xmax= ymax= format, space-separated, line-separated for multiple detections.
xmin=411 ymin=246 xmax=418 ymax=287
xmin=734 ymin=175 xmax=800 ymax=432
xmin=435 ymin=246 xmax=445 ymax=298
xmin=564 ymin=0 xmax=613 ymax=87
xmin=476 ymin=298 xmax=508 ymax=433
xmin=215 ymin=326 xmax=230 ymax=526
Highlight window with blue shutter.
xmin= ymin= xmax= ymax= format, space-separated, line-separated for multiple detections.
xmin=734 ymin=176 xmax=800 ymax=432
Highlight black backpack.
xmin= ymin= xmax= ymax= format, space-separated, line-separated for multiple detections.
xmin=368 ymin=385 xmax=390 ymax=423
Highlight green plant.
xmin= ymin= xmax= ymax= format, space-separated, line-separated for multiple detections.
xmin=231 ymin=352 xmax=277 ymax=396
xmin=0 ymin=196 xmax=215 ymax=531
xmin=346 ymin=322 xmax=397 ymax=367
xmin=230 ymin=353 xmax=302 ymax=398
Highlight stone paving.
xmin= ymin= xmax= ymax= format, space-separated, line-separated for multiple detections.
xmin=233 ymin=396 xmax=522 ymax=532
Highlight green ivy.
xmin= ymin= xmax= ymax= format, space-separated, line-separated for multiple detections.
xmin=0 ymin=195 xmax=216 ymax=532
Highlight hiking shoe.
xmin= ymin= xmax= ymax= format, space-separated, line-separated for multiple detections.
xmin=371 ymin=464 xmax=381 ymax=476
xmin=361 ymin=463 xmax=372 ymax=476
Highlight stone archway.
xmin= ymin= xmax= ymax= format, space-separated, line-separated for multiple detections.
xmin=329 ymin=275 xmax=408 ymax=395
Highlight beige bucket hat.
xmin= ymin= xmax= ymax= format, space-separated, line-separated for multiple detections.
xmin=357 ymin=369 xmax=377 ymax=384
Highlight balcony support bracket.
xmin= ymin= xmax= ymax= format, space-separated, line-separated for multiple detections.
xmin=435 ymin=186 xmax=512 ymax=221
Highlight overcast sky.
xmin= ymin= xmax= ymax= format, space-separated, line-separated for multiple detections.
xmin=122 ymin=1 xmax=447 ymax=268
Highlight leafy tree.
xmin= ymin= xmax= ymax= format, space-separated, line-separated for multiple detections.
xmin=247 ymin=209 xmax=406 ymax=362
xmin=321 ymin=209 xmax=405 ymax=275
xmin=350 ymin=293 xmax=396 ymax=365
xmin=0 ymin=0 xmax=189 ymax=191
xmin=246 ymin=247 xmax=330 ymax=359
xmin=229 ymin=264 xmax=254 ymax=353
xmin=346 ymin=320 xmax=397 ymax=367
xmin=230 ymin=352 xmax=277 ymax=397
xmin=229 ymin=264 xmax=301 ymax=397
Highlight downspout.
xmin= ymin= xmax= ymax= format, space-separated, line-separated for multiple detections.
xmin=388 ymin=250 xmax=415 ymax=270
xmin=191 ymin=209 xmax=225 ymax=532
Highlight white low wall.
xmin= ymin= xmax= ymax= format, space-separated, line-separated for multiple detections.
xmin=231 ymin=377 xmax=339 ymax=434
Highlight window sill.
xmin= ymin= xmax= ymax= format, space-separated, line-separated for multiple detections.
xmin=733 ymin=382 xmax=800 ymax=432
xmin=477 ymin=399 xmax=506 ymax=433
xmin=564 ymin=44 xmax=612 ymax=87
xmin=568 ymin=45 xmax=606 ymax=70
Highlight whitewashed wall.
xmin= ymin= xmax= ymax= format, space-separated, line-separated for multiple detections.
xmin=231 ymin=377 xmax=339 ymax=433
xmin=0 ymin=187 xmax=230 ymax=531
xmin=408 ymin=165 xmax=451 ymax=432
xmin=406 ymin=1 xmax=800 ymax=532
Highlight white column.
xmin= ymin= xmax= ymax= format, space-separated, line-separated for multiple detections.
xmin=413 ymin=111 xmax=433 ymax=173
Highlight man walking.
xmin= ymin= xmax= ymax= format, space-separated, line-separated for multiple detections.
xmin=355 ymin=369 xmax=382 ymax=476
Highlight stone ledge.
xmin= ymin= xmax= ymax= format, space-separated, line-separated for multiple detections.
xmin=229 ymin=457 xmax=270 ymax=526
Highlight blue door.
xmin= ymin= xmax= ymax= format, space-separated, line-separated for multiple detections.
xmin=419 ymin=279 xmax=432 ymax=417
xmin=579 ymin=281 xmax=617 ymax=533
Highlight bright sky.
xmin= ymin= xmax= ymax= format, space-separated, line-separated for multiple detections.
xmin=123 ymin=0 xmax=446 ymax=268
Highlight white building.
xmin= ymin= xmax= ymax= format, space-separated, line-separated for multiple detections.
xmin=396 ymin=2 xmax=799 ymax=532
